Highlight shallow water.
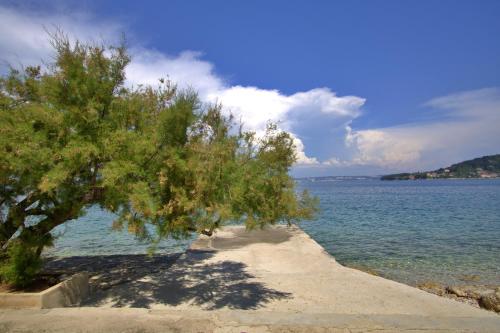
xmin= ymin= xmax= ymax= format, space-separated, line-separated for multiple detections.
xmin=46 ymin=210 xmax=194 ymax=257
xmin=296 ymin=178 xmax=500 ymax=286
xmin=47 ymin=178 xmax=500 ymax=287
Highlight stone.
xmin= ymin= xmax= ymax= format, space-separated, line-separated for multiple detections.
xmin=446 ymin=285 xmax=495 ymax=300
xmin=466 ymin=286 xmax=494 ymax=300
xmin=446 ymin=286 xmax=468 ymax=297
xmin=417 ymin=281 xmax=446 ymax=296
xmin=479 ymin=293 xmax=500 ymax=313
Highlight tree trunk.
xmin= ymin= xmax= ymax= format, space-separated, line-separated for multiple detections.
xmin=0 ymin=192 xmax=40 ymax=248
xmin=0 ymin=220 xmax=19 ymax=248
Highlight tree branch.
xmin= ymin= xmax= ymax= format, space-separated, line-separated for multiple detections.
xmin=0 ymin=191 xmax=40 ymax=247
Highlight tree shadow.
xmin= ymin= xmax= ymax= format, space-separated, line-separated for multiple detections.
xmin=47 ymin=250 xmax=292 ymax=310
xmin=44 ymin=253 xmax=181 ymax=282
xmin=192 ymin=226 xmax=293 ymax=251
xmin=44 ymin=226 xmax=295 ymax=309
xmin=210 ymin=227 xmax=292 ymax=250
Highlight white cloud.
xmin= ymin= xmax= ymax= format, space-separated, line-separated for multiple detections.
xmin=289 ymin=89 xmax=364 ymax=117
xmin=344 ymin=88 xmax=500 ymax=171
xmin=208 ymin=86 xmax=364 ymax=132
xmin=290 ymin=135 xmax=320 ymax=165
xmin=322 ymin=157 xmax=345 ymax=167
xmin=0 ymin=6 xmax=122 ymax=69
xmin=126 ymin=49 xmax=226 ymax=99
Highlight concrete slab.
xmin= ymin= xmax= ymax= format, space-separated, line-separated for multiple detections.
xmin=1 ymin=225 xmax=499 ymax=332
xmin=1 ymin=307 xmax=500 ymax=332
xmin=84 ymin=225 xmax=500 ymax=317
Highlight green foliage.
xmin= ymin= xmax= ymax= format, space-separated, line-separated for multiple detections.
xmin=0 ymin=32 xmax=318 ymax=285
xmin=447 ymin=154 xmax=500 ymax=177
xmin=381 ymin=154 xmax=500 ymax=180
xmin=0 ymin=241 xmax=43 ymax=288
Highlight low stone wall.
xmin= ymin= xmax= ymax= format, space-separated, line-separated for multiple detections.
xmin=0 ymin=272 xmax=89 ymax=309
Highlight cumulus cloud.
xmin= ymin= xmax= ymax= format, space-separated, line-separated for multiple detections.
xmin=126 ymin=49 xmax=226 ymax=98
xmin=344 ymin=88 xmax=500 ymax=171
xmin=208 ymin=86 xmax=364 ymax=133
xmin=290 ymin=135 xmax=320 ymax=165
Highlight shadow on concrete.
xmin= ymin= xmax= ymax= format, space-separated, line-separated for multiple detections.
xmin=52 ymin=250 xmax=291 ymax=310
xmin=44 ymin=253 xmax=181 ymax=281
xmin=209 ymin=227 xmax=292 ymax=250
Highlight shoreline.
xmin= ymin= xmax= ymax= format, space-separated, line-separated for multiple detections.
xmin=344 ymin=263 xmax=499 ymax=311
xmin=340 ymin=262 xmax=499 ymax=311
xmin=381 ymin=177 xmax=500 ymax=181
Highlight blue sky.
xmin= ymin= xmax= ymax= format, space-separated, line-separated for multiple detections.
xmin=1 ymin=1 xmax=499 ymax=176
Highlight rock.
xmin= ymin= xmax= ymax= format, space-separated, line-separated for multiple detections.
xmin=446 ymin=285 xmax=495 ymax=300
xmin=446 ymin=286 xmax=468 ymax=297
xmin=417 ymin=281 xmax=446 ymax=296
xmin=479 ymin=293 xmax=500 ymax=313
xmin=464 ymin=286 xmax=488 ymax=300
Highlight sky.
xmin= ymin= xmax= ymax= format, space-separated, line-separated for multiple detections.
xmin=1 ymin=0 xmax=499 ymax=177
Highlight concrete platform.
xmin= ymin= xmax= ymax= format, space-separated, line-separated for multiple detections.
xmin=1 ymin=225 xmax=499 ymax=332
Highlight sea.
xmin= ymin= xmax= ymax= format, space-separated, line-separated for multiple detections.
xmin=47 ymin=178 xmax=500 ymax=287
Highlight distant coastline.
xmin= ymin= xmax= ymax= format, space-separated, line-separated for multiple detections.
xmin=381 ymin=154 xmax=500 ymax=181
xmin=381 ymin=175 xmax=500 ymax=181
xmin=295 ymin=176 xmax=378 ymax=182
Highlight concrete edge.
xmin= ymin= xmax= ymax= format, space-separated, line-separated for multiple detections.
xmin=0 ymin=272 xmax=89 ymax=309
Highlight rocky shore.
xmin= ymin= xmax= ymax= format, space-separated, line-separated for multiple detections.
xmin=417 ymin=282 xmax=500 ymax=313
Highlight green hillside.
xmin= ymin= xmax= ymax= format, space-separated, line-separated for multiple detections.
xmin=381 ymin=154 xmax=500 ymax=180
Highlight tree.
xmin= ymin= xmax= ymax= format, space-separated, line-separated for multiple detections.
xmin=0 ymin=34 xmax=317 ymax=286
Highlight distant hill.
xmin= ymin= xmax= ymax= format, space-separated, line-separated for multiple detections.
xmin=381 ymin=154 xmax=500 ymax=180
xmin=295 ymin=176 xmax=378 ymax=182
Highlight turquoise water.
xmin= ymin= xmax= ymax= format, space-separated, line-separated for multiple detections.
xmin=297 ymin=178 xmax=500 ymax=286
xmin=47 ymin=179 xmax=500 ymax=286
xmin=47 ymin=211 xmax=195 ymax=257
